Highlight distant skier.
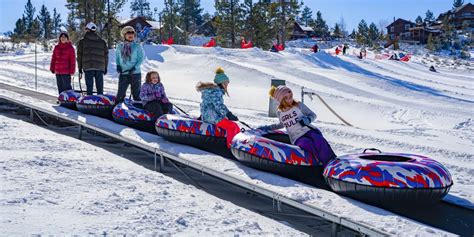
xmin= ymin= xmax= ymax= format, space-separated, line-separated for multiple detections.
xmin=196 ymin=67 xmax=240 ymax=148
xmin=77 ymin=22 xmax=108 ymax=95
xmin=429 ymin=65 xmax=437 ymax=72
xmin=50 ymin=32 xmax=75 ymax=95
xmin=140 ymin=71 xmax=173 ymax=120
xmin=115 ymin=26 xmax=144 ymax=103
xmin=335 ymin=46 xmax=341 ymax=55
xmin=258 ymin=86 xmax=336 ymax=167
xmin=311 ymin=43 xmax=319 ymax=53
xmin=358 ymin=51 xmax=364 ymax=59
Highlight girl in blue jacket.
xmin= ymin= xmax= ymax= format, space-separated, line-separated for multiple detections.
xmin=115 ymin=26 xmax=144 ymax=103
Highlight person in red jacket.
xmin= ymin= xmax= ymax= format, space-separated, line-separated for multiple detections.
xmin=50 ymin=32 xmax=76 ymax=95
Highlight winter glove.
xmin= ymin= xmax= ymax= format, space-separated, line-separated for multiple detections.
xmin=50 ymin=69 xmax=54 ymax=74
xmin=116 ymin=65 xmax=122 ymax=73
xmin=104 ymin=68 xmax=107 ymax=75
xmin=226 ymin=111 xmax=239 ymax=121
xmin=298 ymin=116 xmax=311 ymax=126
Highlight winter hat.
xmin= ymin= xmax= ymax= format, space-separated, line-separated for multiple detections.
xmin=58 ymin=32 xmax=69 ymax=40
xmin=213 ymin=67 xmax=229 ymax=85
xmin=86 ymin=22 xmax=97 ymax=31
xmin=121 ymin=26 xmax=136 ymax=39
xmin=269 ymin=85 xmax=291 ymax=103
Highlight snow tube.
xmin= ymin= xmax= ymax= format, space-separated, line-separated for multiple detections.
xmin=323 ymin=149 xmax=453 ymax=204
xmin=112 ymin=99 xmax=156 ymax=134
xmin=76 ymin=94 xmax=116 ymax=119
xmin=58 ymin=90 xmax=81 ymax=110
xmin=231 ymin=129 xmax=326 ymax=187
xmin=155 ymin=114 xmax=233 ymax=158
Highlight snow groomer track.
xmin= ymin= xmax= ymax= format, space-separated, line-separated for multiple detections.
xmin=1 ymin=83 xmax=473 ymax=237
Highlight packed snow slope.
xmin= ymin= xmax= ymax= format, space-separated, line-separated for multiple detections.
xmin=0 ymin=44 xmax=472 ymax=207
xmin=0 ymin=113 xmax=305 ymax=235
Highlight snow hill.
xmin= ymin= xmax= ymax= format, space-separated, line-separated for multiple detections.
xmin=0 ymin=43 xmax=472 ymax=208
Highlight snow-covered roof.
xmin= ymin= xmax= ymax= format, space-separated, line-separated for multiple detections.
xmin=300 ymin=25 xmax=314 ymax=32
xmin=147 ymin=21 xmax=161 ymax=30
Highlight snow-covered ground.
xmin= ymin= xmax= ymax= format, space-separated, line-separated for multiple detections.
xmin=0 ymin=113 xmax=305 ymax=235
xmin=0 ymin=42 xmax=472 ymax=234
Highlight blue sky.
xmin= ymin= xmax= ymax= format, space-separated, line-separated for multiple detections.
xmin=0 ymin=0 xmax=468 ymax=33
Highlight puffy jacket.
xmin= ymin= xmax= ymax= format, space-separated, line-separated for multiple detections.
xmin=50 ymin=42 xmax=75 ymax=75
xmin=196 ymin=82 xmax=229 ymax=124
xmin=77 ymin=32 xmax=108 ymax=71
xmin=140 ymin=82 xmax=169 ymax=105
xmin=115 ymin=42 xmax=144 ymax=74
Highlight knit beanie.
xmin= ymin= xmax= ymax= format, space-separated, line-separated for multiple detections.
xmin=269 ymin=85 xmax=291 ymax=103
xmin=213 ymin=67 xmax=229 ymax=85
xmin=121 ymin=26 xmax=136 ymax=39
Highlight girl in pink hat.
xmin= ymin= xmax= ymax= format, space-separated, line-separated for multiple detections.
xmin=259 ymin=86 xmax=336 ymax=166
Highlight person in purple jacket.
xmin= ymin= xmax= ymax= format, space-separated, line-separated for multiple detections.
xmin=139 ymin=71 xmax=172 ymax=119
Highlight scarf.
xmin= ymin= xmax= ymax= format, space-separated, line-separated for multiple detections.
xmin=121 ymin=42 xmax=132 ymax=62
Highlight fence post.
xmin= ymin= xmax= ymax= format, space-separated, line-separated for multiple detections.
xmin=268 ymin=79 xmax=286 ymax=117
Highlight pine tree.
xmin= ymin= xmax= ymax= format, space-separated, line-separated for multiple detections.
xmin=23 ymin=0 xmax=36 ymax=35
xmin=240 ymin=0 xmax=256 ymax=41
xmin=415 ymin=16 xmax=423 ymax=24
xmin=251 ymin=1 xmax=274 ymax=49
xmin=38 ymin=5 xmax=52 ymax=39
xmin=52 ymin=8 xmax=62 ymax=38
xmin=31 ymin=18 xmax=42 ymax=39
xmin=300 ymin=6 xmax=313 ymax=26
xmin=424 ymin=10 xmax=435 ymax=24
xmin=180 ymin=0 xmax=204 ymax=33
xmin=130 ymin=0 xmax=153 ymax=20
xmin=453 ymin=0 xmax=464 ymax=8
xmin=332 ymin=23 xmax=342 ymax=39
xmin=368 ymin=22 xmax=379 ymax=46
xmin=162 ymin=0 xmax=183 ymax=43
xmin=215 ymin=0 xmax=241 ymax=48
xmin=12 ymin=17 xmax=27 ymax=42
xmin=426 ymin=33 xmax=435 ymax=51
xmin=356 ymin=19 xmax=369 ymax=45
xmin=312 ymin=11 xmax=329 ymax=38
xmin=202 ymin=12 xmax=212 ymax=22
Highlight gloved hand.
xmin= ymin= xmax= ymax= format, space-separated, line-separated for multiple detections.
xmin=116 ymin=65 xmax=122 ymax=73
xmin=154 ymin=91 xmax=162 ymax=99
xmin=298 ymin=116 xmax=312 ymax=126
xmin=104 ymin=69 xmax=107 ymax=75
xmin=226 ymin=111 xmax=239 ymax=121
xmin=50 ymin=69 xmax=54 ymax=74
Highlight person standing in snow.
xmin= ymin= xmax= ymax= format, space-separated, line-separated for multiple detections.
xmin=196 ymin=67 xmax=241 ymax=148
xmin=77 ymin=22 xmax=108 ymax=95
xmin=258 ymin=86 xmax=336 ymax=167
xmin=50 ymin=32 xmax=75 ymax=95
xmin=115 ymin=26 xmax=144 ymax=103
xmin=342 ymin=44 xmax=348 ymax=55
xmin=311 ymin=43 xmax=319 ymax=53
xmin=335 ymin=46 xmax=341 ymax=55
xmin=140 ymin=71 xmax=173 ymax=120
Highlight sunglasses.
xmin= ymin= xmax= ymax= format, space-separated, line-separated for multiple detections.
xmin=126 ymin=31 xmax=135 ymax=34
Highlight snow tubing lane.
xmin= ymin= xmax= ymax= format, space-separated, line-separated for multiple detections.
xmin=155 ymin=114 xmax=234 ymax=159
xmin=58 ymin=90 xmax=81 ymax=110
xmin=112 ymin=99 xmax=156 ymax=134
xmin=323 ymin=152 xmax=453 ymax=204
xmin=231 ymin=130 xmax=327 ymax=187
xmin=77 ymin=94 xmax=116 ymax=119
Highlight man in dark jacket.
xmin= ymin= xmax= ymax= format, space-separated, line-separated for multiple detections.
xmin=77 ymin=22 xmax=108 ymax=95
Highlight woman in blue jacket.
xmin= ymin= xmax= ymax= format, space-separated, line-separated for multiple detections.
xmin=115 ymin=26 xmax=144 ymax=103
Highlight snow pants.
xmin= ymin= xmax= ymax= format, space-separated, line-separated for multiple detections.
xmin=216 ymin=118 xmax=241 ymax=148
xmin=144 ymin=100 xmax=173 ymax=120
xmin=55 ymin=74 xmax=72 ymax=95
xmin=116 ymin=73 xmax=141 ymax=103
xmin=294 ymin=128 xmax=337 ymax=166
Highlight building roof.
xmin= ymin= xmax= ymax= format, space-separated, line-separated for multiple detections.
xmin=295 ymin=22 xmax=314 ymax=32
xmin=438 ymin=3 xmax=473 ymax=20
xmin=386 ymin=18 xmax=415 ymax=28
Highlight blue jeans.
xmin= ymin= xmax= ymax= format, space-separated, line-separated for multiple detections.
xmin=84 ymin=70 xmax=104 ymax=95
